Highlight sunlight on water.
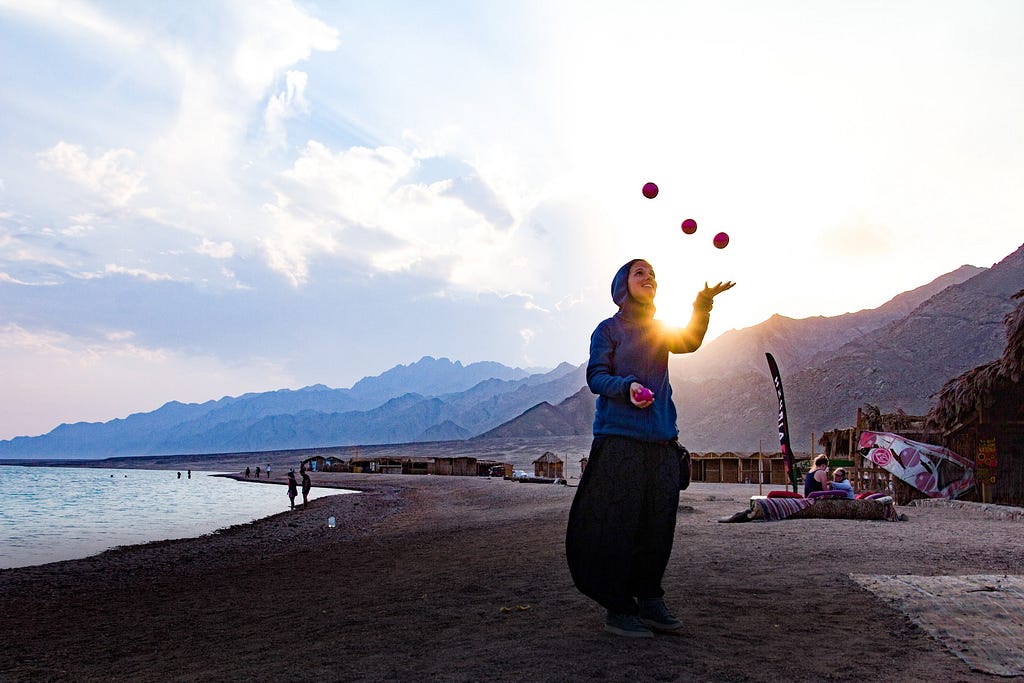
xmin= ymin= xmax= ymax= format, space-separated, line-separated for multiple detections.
xmin=0 ymin=466 xmax=351 ymax=569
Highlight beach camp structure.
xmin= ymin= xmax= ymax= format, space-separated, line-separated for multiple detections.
xmin=300 ymin=454 xmax=349 ymax=472
xmin=817 ymin=407 xmax=938 ymax=499
xmin=928 ymin=290 xmax=1024 ymax=505
xmin=533 ymin=452 xmax=564 ymax=479
xmin=301 ymin=455 xmax=327 ymax=472
xmin=429 ymin=456 xmax=479 ymax=476
xmin=690 ymin=452 xmax=789 ymax=485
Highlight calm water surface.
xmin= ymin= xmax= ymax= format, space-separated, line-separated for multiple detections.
xmin=0 ymin=465 xmax=349 ymax=569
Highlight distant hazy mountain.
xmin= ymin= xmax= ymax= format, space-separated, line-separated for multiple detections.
xmin=3 ymin=244 xmax=1021 ymax=459
xmin=0 ymin=358 xmax=578 ymax=458
xmin=477 ymin=386 xmax=595 ymax=439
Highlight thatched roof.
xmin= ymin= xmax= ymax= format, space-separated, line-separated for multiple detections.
xmin=929 ymin=290 xmax=1024 ymax=430
xmin=858 ymin=405 xmax=925 ymax=433
xmin=533 ymin=451 xmax=563 ymax=464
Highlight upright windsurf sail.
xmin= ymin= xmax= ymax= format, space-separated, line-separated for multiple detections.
xmin=766 ymin=353 xmax=800 ymax=492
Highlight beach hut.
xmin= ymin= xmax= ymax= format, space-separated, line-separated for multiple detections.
xmin=349 ymin=455 xmax=403 ymax=474
xmin=533 ymin=452 xmax=564 ymax=479
xmin=401 ymin=457 xmax=432 ymax=475
xmin=692 ymin=452 xmax=722 ymax=483
xmin=301 ymin=455 xmax=327 ymax=472
xmin=429 ymin=456 xmax=478 ymax=476
xmin=689 ymin=452 xmax=789 ymax=486
xmin=322 ymin=456 xmax=348 ymax=472
xmin=929 ymin=290 xmax=1024 ymax=505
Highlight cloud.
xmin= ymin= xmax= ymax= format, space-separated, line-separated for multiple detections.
xmin=60 ymin=215 xmax=97 ymax=237
xmin=103 ymin=264 xmax=176 ymax=282
xmin=196 ymin=238 xmax=235 ymax=259
xmin=2 ymin=0 xmax=145 ymax=49
xmin=263 ymin=70 xmax=309 ymax=150
xmin=263 ymin=140 xmax=524 ymax=288
xmin=38 ymin=142 xmax=146 ymax=206
xmin=0 ymin=272 xmax=51 ymax=286
xmin=232 ymin=1 xmax=339 ymax=97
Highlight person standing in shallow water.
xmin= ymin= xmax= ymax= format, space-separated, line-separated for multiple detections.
xmin=566 ymin=258 xmax=734 ymax=638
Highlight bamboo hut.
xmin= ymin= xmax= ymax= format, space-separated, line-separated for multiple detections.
xmin=928 ymin=290 xmax=1024 ymax=505
xmin=690 ymin=452 xmax=789 ymax=485
xmin=322 ymin=455 xmax=348 ymax=472
xmin=429 ymin=456 xmax=478 ymax=476
xmin=349 ymin=455 xmax=404 ymax=474
xmin=533 ymin=452 xmax=564 ymax=479
xmin=401 ymin=457 xmax=432 ymax=475
xmin=301 ymin=455 xmax=328 ymax=472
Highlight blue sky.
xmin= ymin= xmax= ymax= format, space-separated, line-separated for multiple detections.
xmin=1 ymin=0 xmax=1022 ymax=439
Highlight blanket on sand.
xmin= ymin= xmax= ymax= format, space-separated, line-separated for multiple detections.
xmin=748 ymin=495 xmax=901 ymax=522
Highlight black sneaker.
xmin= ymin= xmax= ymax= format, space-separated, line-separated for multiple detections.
xmin=638 ymin=598 xmax=683 ymax=632
xmin=604 ymin=610 xmax=654 ymax=638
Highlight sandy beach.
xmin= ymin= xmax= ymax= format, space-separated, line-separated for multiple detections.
xmin=1 ymin=470 xmax=1022 ymax=682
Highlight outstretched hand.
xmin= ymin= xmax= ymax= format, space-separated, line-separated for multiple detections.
xmin=701 ymin=281 xmax=736 ymax=299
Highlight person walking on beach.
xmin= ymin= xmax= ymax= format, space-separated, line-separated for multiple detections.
xmin=245 ymin=466 xmax=251 ymax=478
xmin=266 ymin=464 xmax=272 ymax=479
xmin=255 ymin=466 xmax=261 ymax=479
xmin=566 ymin=258 xmax=734 ymax=638
xmin=286 ymin=471 xmax=298 ymax=510
xmin=301 ymin=470 xmax=312 ymax=506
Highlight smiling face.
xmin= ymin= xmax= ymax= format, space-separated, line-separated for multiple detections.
xmin=627 ymin=260 xmax=657 ymax=303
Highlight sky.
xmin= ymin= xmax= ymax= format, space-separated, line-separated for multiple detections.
xmin=1 ymin=1 xmax=1022 ymax=440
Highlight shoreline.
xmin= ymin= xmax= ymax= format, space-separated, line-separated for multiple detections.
xmin=0 ymin=465 xmax=367 ymax=571
xmin=2 ymin=476 xmax=1022 ymax=681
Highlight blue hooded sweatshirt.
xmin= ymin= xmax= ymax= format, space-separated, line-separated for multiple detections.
xmin=587 ymin=259 xmax=714 ymax=442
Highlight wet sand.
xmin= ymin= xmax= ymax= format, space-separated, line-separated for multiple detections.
xmin=1 ymin=471 xmax=1020 ymax=682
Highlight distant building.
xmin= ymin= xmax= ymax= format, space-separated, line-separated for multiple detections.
xmin=429 ymin=456 xmax=478 ymax=476
xmin=533 ymin=452 xmax=564 ymax=479
xmin=301 ymin=455 xmax=327 ymax=472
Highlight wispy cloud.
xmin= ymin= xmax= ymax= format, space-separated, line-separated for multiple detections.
xmin=38 ymin=142 xmax=146 ymax=206
xmin=196 ymin=238 xmax=235 ymax=260
xmin=103 ymin=264 xmax=177 ymax=282
xmin=263 ymin=70 xmax=309 ymax=151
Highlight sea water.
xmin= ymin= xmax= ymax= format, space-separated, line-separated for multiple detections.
xmin=0 ymin=465 xmax=350 ymax=569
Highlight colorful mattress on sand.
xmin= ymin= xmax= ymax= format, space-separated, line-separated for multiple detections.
xmin=748 ymin=495 xmax=901 ymax=522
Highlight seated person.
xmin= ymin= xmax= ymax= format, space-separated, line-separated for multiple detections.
xmin=830 ymin=467 xmax=855 ymax=499
xmin=803 ymin=454 xmax=830 ymax=497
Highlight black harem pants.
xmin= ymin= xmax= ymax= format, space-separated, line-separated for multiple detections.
xmin=565 ymin=435 xmax=681 ymax=615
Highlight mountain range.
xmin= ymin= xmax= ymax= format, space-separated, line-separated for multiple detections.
xmin=2 ymin=243 xmax=1021 ymax=459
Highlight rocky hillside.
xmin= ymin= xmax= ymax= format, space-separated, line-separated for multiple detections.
xmin=489 ymin=245 xmax=1022 ymax=452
